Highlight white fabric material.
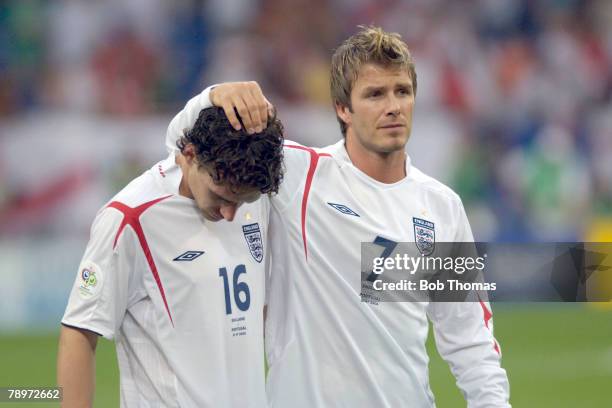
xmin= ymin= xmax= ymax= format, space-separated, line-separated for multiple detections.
xmin=63 ymin=154 xmax=269 ymax=408
xmin=165 ymin=87 xmax=511 ymax=408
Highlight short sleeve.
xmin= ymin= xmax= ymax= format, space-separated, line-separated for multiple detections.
xmin=61 ymin=208 xmax=141 ymax=340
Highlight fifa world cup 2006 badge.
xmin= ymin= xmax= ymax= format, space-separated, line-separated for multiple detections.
xmin=78 ymin=261 xmax=103 ymax=299
xmin=413 ymin=217 xmax=435 ymax=256
xmin=242 ymin=223 xmax=264 ymax=263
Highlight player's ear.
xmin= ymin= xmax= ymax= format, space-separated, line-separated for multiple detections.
xmin=335 ymin=102 xmax=351 ymax=127
xmin=181 ymin=143 xmax=197 ymax=165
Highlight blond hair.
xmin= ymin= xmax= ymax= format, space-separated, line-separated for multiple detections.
xmin=330 ymin=26 xmax=417 ymax=136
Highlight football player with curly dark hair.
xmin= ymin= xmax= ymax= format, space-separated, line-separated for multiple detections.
xmin=176 ymin=106 xmax=284 ymax=221
xmin=59 ymin=106 xmax=285 ymax=406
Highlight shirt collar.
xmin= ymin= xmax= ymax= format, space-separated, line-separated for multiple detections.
xmin=157 ymin=153 xmax=183 ymax=195
xmin=329 ymin=139 xmax=412 ymax=182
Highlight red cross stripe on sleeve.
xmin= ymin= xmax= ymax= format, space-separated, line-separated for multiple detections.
xmin=108 ymin=195 xmax=174 ymax=326
xmin=285 ymin=145 xmax=331 ymax=260
xmin=478 ymin=297 xmax=500 ymax=355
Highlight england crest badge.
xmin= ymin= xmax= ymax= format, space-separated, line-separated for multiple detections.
xmin=242 ymin=223 xmax=264 ymax=263
xmin=413 ymin=217 xmax=435 ymax=256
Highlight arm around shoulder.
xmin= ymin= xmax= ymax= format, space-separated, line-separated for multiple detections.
xmin=165 ymin=81 xmax=273 ymax=153
xmin=165 ymin=85 xmax=216 ymax=153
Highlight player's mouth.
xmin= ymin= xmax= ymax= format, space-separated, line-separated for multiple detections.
xmin=378 ymin=123 xmax=405 ymax=129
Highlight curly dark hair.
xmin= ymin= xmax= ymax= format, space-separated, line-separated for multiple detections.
xmin=176 ymin=107 xmax=284 ymax=194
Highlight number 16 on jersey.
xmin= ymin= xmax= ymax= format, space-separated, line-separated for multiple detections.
xmin=219 ymin=265 xmax=251 ymax=314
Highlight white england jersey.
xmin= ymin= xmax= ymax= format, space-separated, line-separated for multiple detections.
xmin=166 ymin=88 xmax=511 ymax=408
xmin=62 ymin=154 xmax=269 ymax=408
xmin=264 ymin=142 xmax=510 ymax=408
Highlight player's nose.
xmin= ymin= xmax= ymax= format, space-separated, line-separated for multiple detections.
xmin=385 ymin=95 xmax=401 ymax=116
xmin=220 ymin=204 xmax=238 ymax=222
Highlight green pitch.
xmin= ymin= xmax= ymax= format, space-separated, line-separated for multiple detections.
xmin=0 ymin=305 xmax=610 ymax=407
xmin=428 ymin=304 xmax=612 ymax=407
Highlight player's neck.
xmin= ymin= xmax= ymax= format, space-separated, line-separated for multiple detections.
xmin=344 ymin=137 xmax=406 ymax=184
xmin=176 ymin=154 xmax=194 ymax=199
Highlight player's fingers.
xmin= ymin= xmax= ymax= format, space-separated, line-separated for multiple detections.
xmin=248 ymin=84 xmax=272 ymax=131
xmin=221 ymin=101 xmax=242 ymax=131
xmin=213 ymin=81 xmax=269 ymax=133
xmin=266 ymin=99 xmax=275 ymax=118
xmin=233 ymin=97 xmax=254 ymax=133
xmin=242 ymin=92 xmax=264 ymax=134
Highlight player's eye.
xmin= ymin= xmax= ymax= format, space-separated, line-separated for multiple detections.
xmin=366 ymin=89 xmax=383 ymax=98
xmin=397 ymin=87 xmax=411 ymax=96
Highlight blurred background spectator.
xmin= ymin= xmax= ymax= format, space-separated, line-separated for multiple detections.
xmin=0 ymin=0 xmax=611 ymax=328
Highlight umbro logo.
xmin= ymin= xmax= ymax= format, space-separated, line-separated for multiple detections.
xmin=173 ymin=251 xmax=205 ymax=261
xmin=327 ymin=202 xmax=360 ymax=217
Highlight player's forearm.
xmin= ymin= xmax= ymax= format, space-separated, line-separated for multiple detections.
xmin=438 ymin=339 xmax=510 ymax=407
xmin=428 ymin=301 xmax=510 ymax=406
xmin=455 ymin=363 xmax=511 ymax=408
xmin=165 ymin=86 xmax=215 ymax=153
xmin=57 ymin=325 xmax=98 ymax=408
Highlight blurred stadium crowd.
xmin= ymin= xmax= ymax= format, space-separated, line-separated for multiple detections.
xmin=1 ymin=0 xmax=611 ymax=242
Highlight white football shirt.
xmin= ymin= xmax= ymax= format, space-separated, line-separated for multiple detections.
xmin=62 ymin=154 xmax=269 ymax=408
xmin=166 ymin=88 xmax=511 ymax=408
